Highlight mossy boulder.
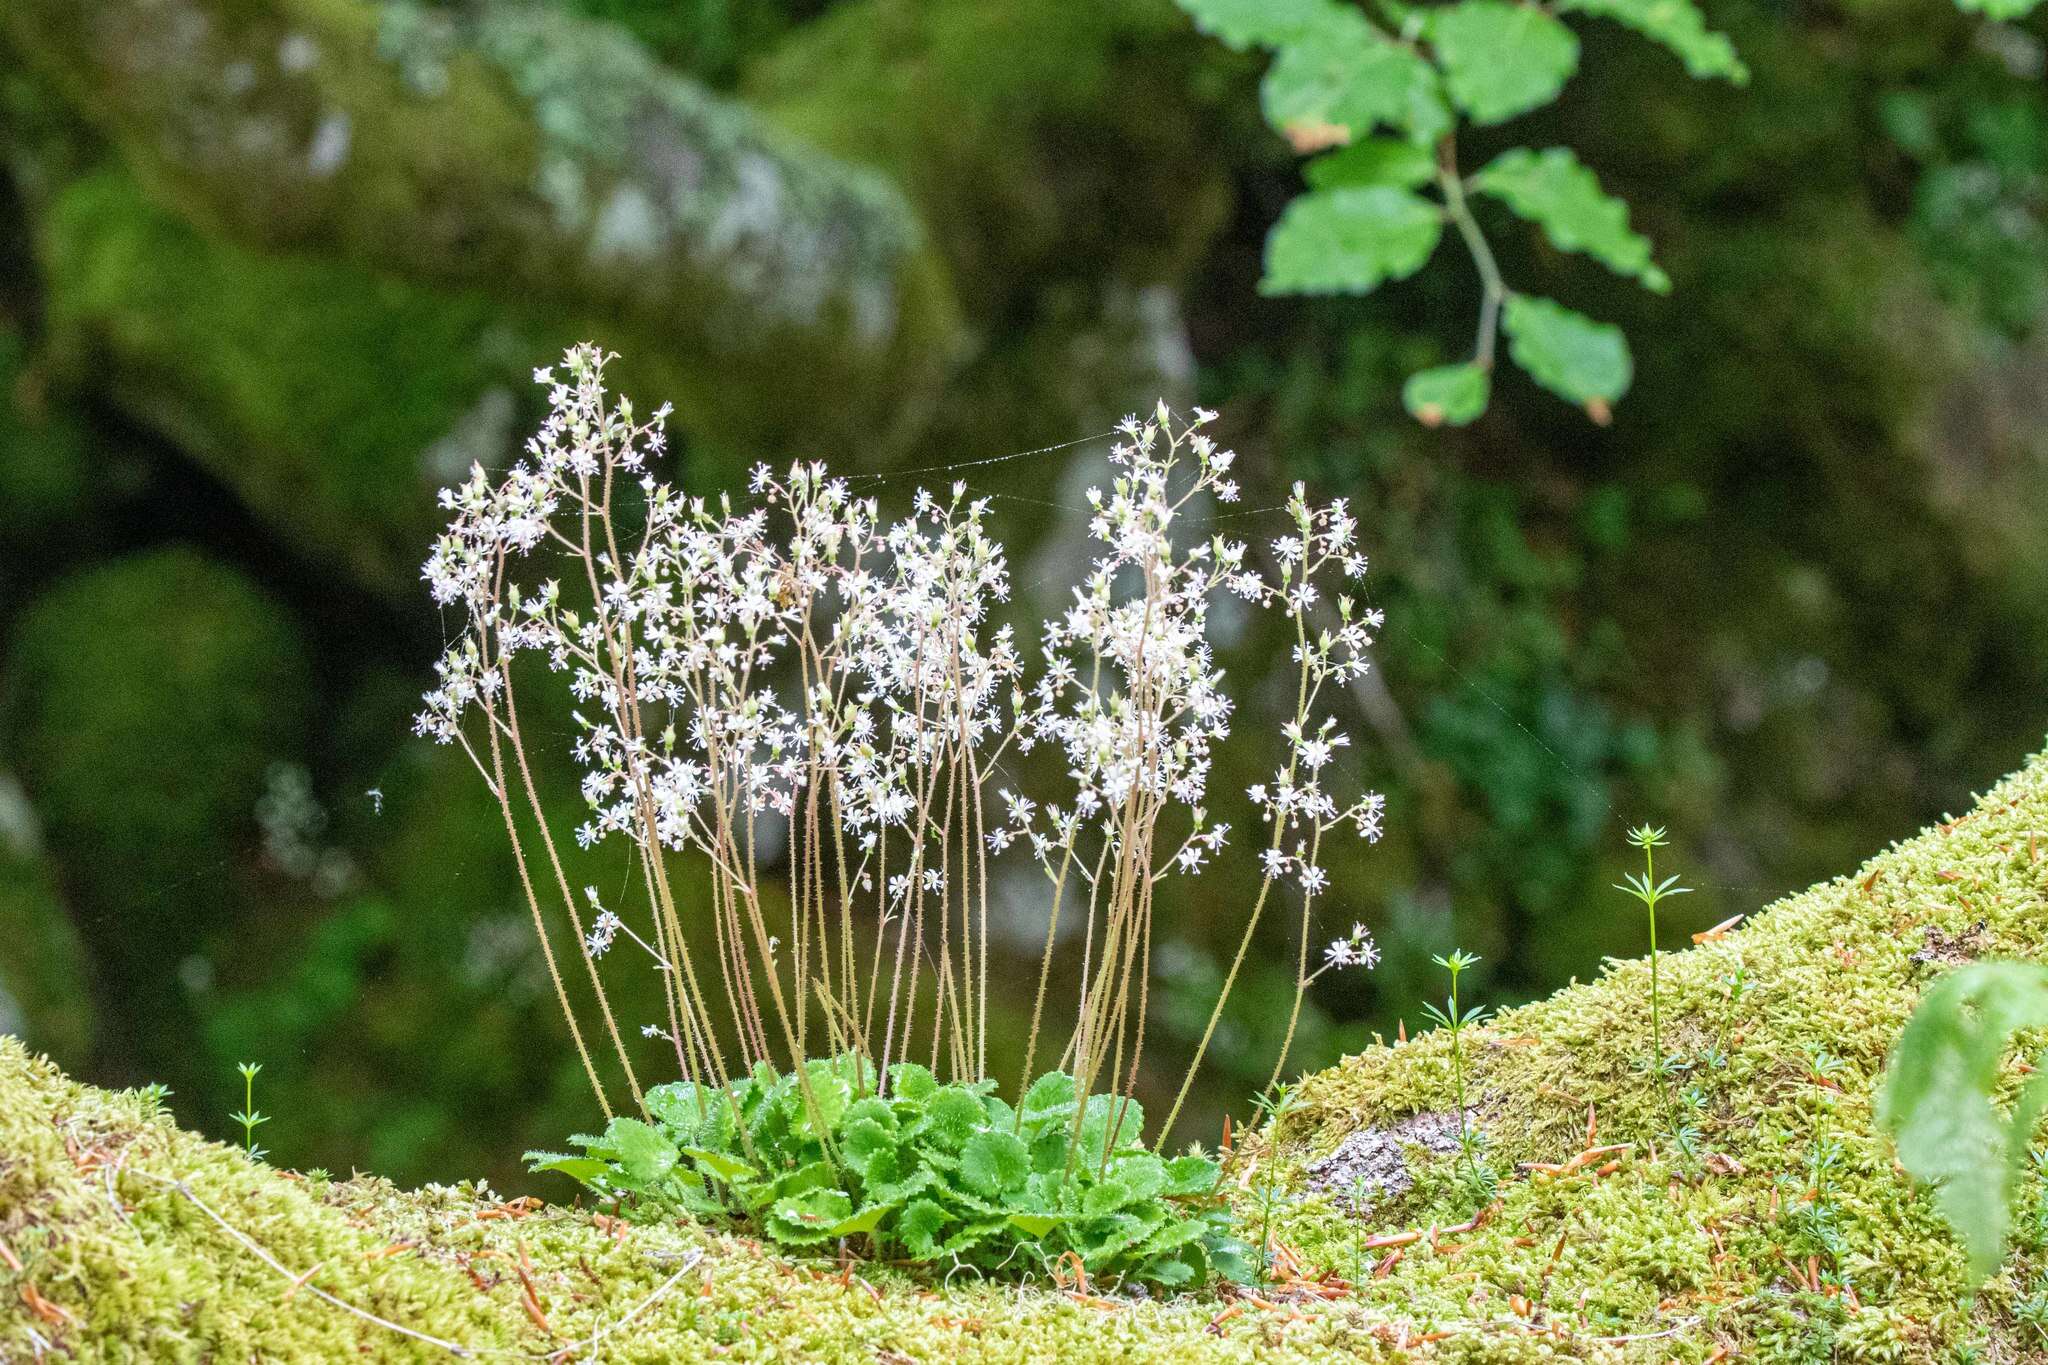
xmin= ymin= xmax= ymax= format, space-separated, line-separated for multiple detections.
xmin=4 ymin=0 xmax=959 ymax=461
xmin=2 ymin=548 xmax=313 ymax=1079
xmin=0 ymin=776 xmax=92 ymax=1066
xmin=8 ymin=745 xmax=2048 ymax=1357
xmin=36 ymin=171 xmax=537 ymax=594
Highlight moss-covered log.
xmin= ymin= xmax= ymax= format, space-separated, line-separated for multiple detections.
xmin=2 ymin=0 xmax=960 ymax=458
xmin=8 ymin=745 xmax=2048 ymax=1358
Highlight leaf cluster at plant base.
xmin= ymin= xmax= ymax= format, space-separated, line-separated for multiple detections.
xmin=529 ymin=1058 xmax=1251 ymax=1289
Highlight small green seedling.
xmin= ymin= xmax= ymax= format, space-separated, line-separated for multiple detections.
xmin=1420 ymin=949 xmax=1490 ymax=1191
xmin=1616 ymin=825 xmax=1692 ymax=1088
xmin=230 ymin=1062 xmax=269 ymax=1160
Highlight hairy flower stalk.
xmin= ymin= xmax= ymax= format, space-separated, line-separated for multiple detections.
xmin=417 ymin=346 xmax=1384 ymax=1150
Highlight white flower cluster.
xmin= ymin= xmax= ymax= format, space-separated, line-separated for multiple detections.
xmin=415 ymin=347 xmax=1386 ymax=1101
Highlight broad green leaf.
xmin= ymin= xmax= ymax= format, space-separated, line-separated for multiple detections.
xmin=680 ymin=1145 xmax=756 ymax=1183
xmin=922 ymin=1087 xmax=987 ymax=1150
xmin=961 ymin=1130 xmax=1032 ymax=1198
xmin=1113 ymin=1153 xmax=1168 ymax=1202
xmin=886 ymin=1062 xmax=936 ymax=1102
xmin=643 ymin=1082 xmax=711 ymax=1134
xmin=1260 ymin=10 xmax=1450 ymax=146
xmin=1162 ymin=1154 xmax=1221 ymax=1197
xmin=1556 ymin=0 xmax=1746 ymax=83
xmin=898 ymin=1197 xmax=950 ymax=1259
xmin=1006 ymin=1211 xmax=1062 ymax=1238
xmin=1083 ymin=1179 xmax=1135 ymax=1217
xmin=1306 ymin=138 xmax=1437 ymax=191
xmin=1878 ymin=962 xmax=2048 ymax=1281
xmin=1146 ymin=1255 xmax=1197 ymax=1287
xmin=1426 ymin=1 xmax=1579 ymax=126
xmin=1262 ymin=187 xmax=1443 ymax=296
xmin=1172 ymin=0 xmax=1337 ymax=50
xmin=766 ymin=1188 xmax=853 ymax=1246
xmin=1501 ymin=295 xmax=1632 ymax=412
xmin=841 ymin=1117 xmax=896 ymax=1176
xmin=1954 ymin=0 xmax=2046 ymax=16
xmin=524 ymin=1152 xmax=611 ymax=1184
xmin=1473 ymin=147 xmax=1668 ymax=292
xmin=943 ymin=1218 xmax=1008 ymax=1254
xmin=827 ymin=1203 xmax=892 ymax=1238
xmin=1021 ymin=1071 xmax=1076 ymax=1118
xmin=1402 ymin=363 xmax=1491 ymax=427
xmin=605 ymin=1118 xmax=677 ymax=1185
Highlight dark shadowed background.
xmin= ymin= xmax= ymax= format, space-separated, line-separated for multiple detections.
xmin=3 ymin=0 xmax=2047 ymax=1190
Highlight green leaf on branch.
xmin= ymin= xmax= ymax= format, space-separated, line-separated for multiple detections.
xmin=1306 ymin=138 xmax=1436 ymax=191
xmin=1263 ymin=187 xmax=1444 ymax=295
xmin=1501 ymin=295 xmax=1631 ymax=415
xmin=1473 ymin=147 xmax=1669 ymax=292
xmin=1172 ymin=0 xmax=1337 ymax=50
xmin=1261 ymin=10 xmax=1450 ymax=146
xmin=1879 ymin=962 xmax=2048 ymax=1281
xmin=1953 ymin=0 xmax=2047 ymax=16
xmin=1426 ymin=1 xmax=1580 ymax=126
xmin=1403 ymin=363 xmax=1492 ymax=427
xmin=1555 ymin=0 xmax=1747 ymax=83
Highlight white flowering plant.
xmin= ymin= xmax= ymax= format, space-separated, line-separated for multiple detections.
xmin=418 ymin=345 xmax=1383 ymax=1272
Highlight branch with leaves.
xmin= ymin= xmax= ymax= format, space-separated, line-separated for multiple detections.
xmin=1176 ymin=0 xmax=1746 ymax=424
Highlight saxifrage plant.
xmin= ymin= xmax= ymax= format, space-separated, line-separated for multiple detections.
xmin=416 ymin=345 xmax=1387 ymax=1283
xmin=529 ymin=1056 xmax=1251 ymax=1288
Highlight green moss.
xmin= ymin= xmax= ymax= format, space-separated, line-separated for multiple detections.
xmin=0 ymin=784 xmax=92 ymax=1065
xmin=37 ymin=171 xmax=530 ymax=593
xmin=2 ymin=548 xmax=312 ymax=1076
xmin=9 ymin=747 xmax=2048 ymax=1357
xmin=0 ymin=328 xmax=92 ymax=540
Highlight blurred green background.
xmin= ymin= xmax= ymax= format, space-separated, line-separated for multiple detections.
xmin=4 ymin=0 xmax=2048 ymax=1190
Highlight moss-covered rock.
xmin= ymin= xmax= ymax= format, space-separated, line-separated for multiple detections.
xmin=2 ymin=548 xmax=313 ymax=1079
xmin=8 ymin=745 xmax=2048 ymax=1357
xmin=36 ymin=171 xmax=535 ymax=593
xmin=0 ymin=774 xmax=92 ymax=1066
xmin=3 ymin=0 xmax=959 ymax=459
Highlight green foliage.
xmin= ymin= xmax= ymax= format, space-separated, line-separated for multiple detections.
xmin=1261 ymin=187 xmax=1441 ymax=295
xmin=1879 ymin=962 xmax=2048 ymax=1281
xmin=1499 ymin=294 xmax=1632 ymax=412
xmin=1175 ymin=0 xmax=1745 ymax=421
xmin=528 ymin=1057 xmax=1251 ymax=1288
xmin=1426 ymin=2 xmax=1579 ymax=128
xmin=1471 ymin=148 xmax=1669 ymax=293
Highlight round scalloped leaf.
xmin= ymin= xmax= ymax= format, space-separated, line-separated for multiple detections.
xmin=961 ymin=1129 xmax=1032 ymax=1198
xmin=766 ymin=1188 xmax=853 ymax=1246
xmin=1260 ymin=9 xmax=1450 ymax=146
xmin=1263 ymin=187 xmax=1443 ymax=296
xmin=1555 ymin=0 xmax=1747 ymax=82
xmin=605 ymin=1118 xmax=677 ymax=1185
xmin=886 ymin=1062 xmax=937 ymax=1102
xmin=679 ymin=1145 xmax=755 ymax=1183
xmin=1305 ymin=138 xmax=1436 ymax=191
xmin=1007 ymin=1210 xmax=1062 ymax=1238
xmin=898 ymin=1197 xmax=951 ymax=1260
xmin=921 ymin=1086 xmax=987 ymax=1150
xmin=1472 ymin=147 xmax=1668 ymax=292
xmin=1501 ymin=295 xmax=1632 ymax=414
xmin=1172 ymin=0 xmax=1337 ymax=50
xmin=1402 ymin=363 xmax=1491 ymax=427
xmin=1162 ymin=1154 xmax=1222 ymax=1197
xmin=1113 ymin=1153 xmax=1168 ymax=1202
xmin=827 ymin=1203 xmax=893 ymax=1239
xmin=1021 ymin=1071 xmax=1076 ymax=1119
xmin=1426 ymin=1 xmax=1579 ymax=126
